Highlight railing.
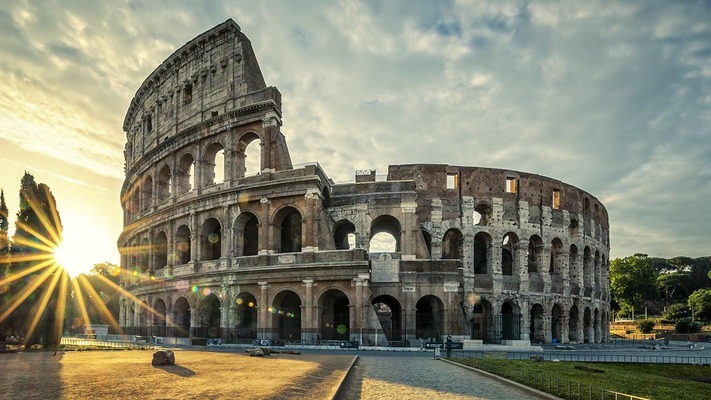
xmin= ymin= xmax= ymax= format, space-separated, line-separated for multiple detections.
xmin=454 ymin=356 xmax=649 ymax=400
xmin=60 ymin=337 xmax=154 ymax=350
xmin=454 ymin=350 xmax=711 ymax=365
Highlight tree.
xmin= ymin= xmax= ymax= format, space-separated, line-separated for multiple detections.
xmin=0 ymin=172 xmax=63 ymax=346
xmin=688 ymin=288 xmax=711 ymax=321
xmin=662 ymin=303 xmax=689 ymax=323
xmin=657 ymin=271 xmax=692 ymax=302
xmin=610 ymin=253 xmax=659 ymax=313
xmin=0 ymin=189 xmax=9 ymax=276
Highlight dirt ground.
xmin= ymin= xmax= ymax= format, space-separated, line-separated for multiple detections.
xmin=0 ymin=349 xmax=354 ymax=399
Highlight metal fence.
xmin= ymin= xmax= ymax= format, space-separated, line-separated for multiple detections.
xmin=60 ymin=337 xmax=154 ymax=350
xmin=454 ymin=356 xmax=649 ymax=400
xmin=454 ymin=350 xmax=711 ymax=365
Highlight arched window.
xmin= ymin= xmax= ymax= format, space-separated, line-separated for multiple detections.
xmin=157 ymin=165 xmax=171 ymax=202
xmin=442 ymin=229 xmax=463 ymax=259
xmin=139 ymin=237 xmax=149 ymax=273
xmin=234 ymin=212 xmax=259 ymax=256
xmin=274 ymin=207 xmax=302 ymax=253
xmin=154 ymin=231 xmax=168 ymax=270
xmin=177 ymin=153 xmax=195 ymax=194
xmin=527 ymin=235 xmax=544 ymax=273
xmin=370 ymin=215 xmax=401 ymax=253
xmin=142 ymin=175 xmax=153 ymax=211
xmin=204 ymin=143 xmax=225 ymax=185
xmin=501 ymin=233 xmax=518 ymax=276
xmin=473 ymin=203 xmax=492 ymax=226
xmin=237 ymin=132 xmax=261 ymax=178
xmin=201 ymin=218 xmax=222 ymax=260
xmin=176 ymin=225 xmax=191 ymax=264
xmin=334 ymin=220 xmax=356 ymax=250
xmin=474 ymin=232 xmax=491 ymax=274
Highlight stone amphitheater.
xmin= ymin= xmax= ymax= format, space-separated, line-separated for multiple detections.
xmin=118 ymin=19 xmax=610 ymax=347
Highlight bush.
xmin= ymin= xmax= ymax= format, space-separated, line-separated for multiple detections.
xmin=675 ymin=318 xmax=702 ymax=333
xmin=637 ymin=320 xmax=655 ymax=333
xmin=662 ymin=303 xmax=689 ymax=323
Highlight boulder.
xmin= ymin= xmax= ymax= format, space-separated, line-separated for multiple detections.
xmin=152 ymin=350 xmax=175 ymax=366
xmin=249 ymin=348 xmax=265 ymax=357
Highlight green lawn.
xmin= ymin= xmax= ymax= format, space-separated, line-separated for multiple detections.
xmin=451 ymin=357 xmax=711 ymax=400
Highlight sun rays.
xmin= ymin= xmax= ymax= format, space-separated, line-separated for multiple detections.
xmin=0 ymin=186 xmax=167 ymax=347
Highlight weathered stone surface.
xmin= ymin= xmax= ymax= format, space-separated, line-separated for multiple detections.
xmin=249 ymin=348 xmax=264 ymax=357
xmin=152 ymin=350 xmax=175 ymax=366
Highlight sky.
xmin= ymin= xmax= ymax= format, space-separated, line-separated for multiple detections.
xmin=0 ymin=0 xmax=710 ymax=273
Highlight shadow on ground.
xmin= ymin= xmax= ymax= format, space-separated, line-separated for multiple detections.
xmin=153 ymin=364 xmax=196 ymax=377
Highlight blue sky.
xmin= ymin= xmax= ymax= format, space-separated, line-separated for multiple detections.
xmin=0 ymin=0 xmax=709 ymax=267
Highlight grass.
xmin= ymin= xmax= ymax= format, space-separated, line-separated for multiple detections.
xmin=451 ymin=357 xmax=711 ymax=400
xmin=0 ymin=349 xmax=353 ymax=399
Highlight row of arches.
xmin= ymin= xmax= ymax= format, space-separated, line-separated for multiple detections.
xmin=124 ymin=134 xmax=262 ymax=220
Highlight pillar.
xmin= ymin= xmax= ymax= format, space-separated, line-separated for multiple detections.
xmin=258 ymin=282 xmax=269 ymax=339
xmin=303 ymin=279 xmax=314 ymax=340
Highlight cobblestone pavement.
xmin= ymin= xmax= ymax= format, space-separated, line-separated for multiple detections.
xmin=337 ymin=352 xmax=543 ymax=400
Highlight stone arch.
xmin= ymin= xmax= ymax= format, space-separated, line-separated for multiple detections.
xmin=594 ymin=250 xmax=601 ymax=289
xmin=129 ymin=184 xmax=140 ymax=217
xmin=473 ymin=232 xmax=491 ymax=274
xmin=583 ymin=306 xmax=592 ymax=343
xmin=333 ymin=219 xmax=356 ymax=250
xmin=235 ymin=292 xmax=258 ymax=340
xmin=551 ymin=303 xmax=565 ymax=343
xmin=569 ymin=244 xmax=580 ymax=295
xmin=237 ymin=131 xmax=261 ymax=177
xmin=201 ymin=217 xmax=222 ymax=260
xmin=415 ymin=295 xmax=444 ymax=341
xmin=273 ymin=206 xmax=302 ymax=253
xmin=271 ymin=289 xmax=302 ymax=340
xmin=470 ymin=299 xmax=491 ymax=342
xmin=583 ymin=246 xmax=593 ymax=295
xmin=157 ymin=164 xmax=172 ymax=202
xmin=142 ymin=175 xmax=153 ymax=211
xmin=154 ymin=298 xmax=167 ymax=336
xmin=473 ymin=202 xmax=493 ymax=226
xmin=501 ymin=232 xmax=519 ymax=276
xmin=174 ymin=296 xmax=191 ymax=337
xmin=370 ymin=215 xmax=401 ymax=253
xmin=530 ymin=303 xmax=545 ymax=343
xmin=199 ymin=293 xmax=221 ymax=338
xmin=527 ymin=235 xmax=544 ymax=273
xmin=501 ymin=301 xmax=521 ymax=340
xmin=234 ymin=211 xmax=259 ymax=256
xmin=177 ymin=153 xmax=195 ymax=194
xmin=442 ymin=228 xmax=463 ymax=260
xmin=372 ymin=295 xmax=402 ymax=342
xmin=176 ymin=224 xmax=191 ymax=264
xmin=153 ymin=231 xmax=168 ymax=270
xmin=203 ymin=141 xmax=225 ymax=185
xmin=317 ymin=288 xmax=351 ymax=340
xmin=569 ymin=304 xmax=580 ymax=343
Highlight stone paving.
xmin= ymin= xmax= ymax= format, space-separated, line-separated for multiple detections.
xmin=337 ymin=351 xmax=543 ymax=400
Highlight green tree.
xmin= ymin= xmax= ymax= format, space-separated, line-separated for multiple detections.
xmin=610 ymin=253 xmax=659 ymax=313
xmin=688 ymin=288 xmax=711 ymax=321
xmin=657 ymin=271 xmax=691 ymax=302
xmin=1 ymin=172 xmax=63 ymax=346
xmin=0 ymin=189 xmax=9 ymax=275
xmin=662 ymin=303 xmax=689 ymax=323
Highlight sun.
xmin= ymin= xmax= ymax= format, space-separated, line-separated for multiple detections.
xmin=52 ymin=241 xmax=94 ymax=278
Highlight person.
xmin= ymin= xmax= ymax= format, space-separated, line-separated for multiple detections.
xmin=446 ymin=335 xmax=452 ymax=358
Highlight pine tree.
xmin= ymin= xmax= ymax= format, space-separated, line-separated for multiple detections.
xmin=1 ymin=172 xmax=63 ymax=346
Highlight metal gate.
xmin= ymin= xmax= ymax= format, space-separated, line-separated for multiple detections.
xmin=471 ymin=314 xmax=521 ymax=344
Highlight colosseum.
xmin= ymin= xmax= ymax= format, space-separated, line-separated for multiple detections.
xmin=118 ymin=19 xmax=610 ymax=348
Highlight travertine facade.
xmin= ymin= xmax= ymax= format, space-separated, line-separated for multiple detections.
xmin=119 ymin=20 xmax=610 ymax=346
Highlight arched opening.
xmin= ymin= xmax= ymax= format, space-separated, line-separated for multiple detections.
xmin=176 ymin=225 xmax=191 ymax=265
xmin=275 ymin=207 xmax=302 ymax=253
xmin=594 ymin=250 xmax=601 ymax=289
xmin=583 ymin=307 xmax=592 ymax=343
xmin=139 ymin=238 xmax=149 ymax=273
xmin=569 ymin=218 xmax=579 ymax=236
xmin=199 ymin=293 xmax=221 ymax=339
xmin=154 ymin=299 xmax=167 ymax=337
xmin=530 ymin=303 xmax=545 ymax=343
xmin=201 ymin=218 xmax=222 ymax=260
xmin=234 ymin=212 xmax=259 ymax=256
xmin=473 ymin=232 xmax=491 ymax=274
xmin=415 ymin=295 xmax=444 ymax=341
xmin=237 ymin=132 xmax=261 ymax=177
xmin=594 ymin=308 xmax=600 ymax=343
xmin=138 ymin=301 xmax=148 ymax=336
xmin=527 ymin=235 xmax=544 ymax=273
xmin=441 ymin=229 xmax=463 ymax=259
xmin=372 ymin=295 xmax=402 ymax=343
xmin=174 ymin=297 xmax=191 ymax=337
xmin=234 ymin=293 xmax=257 ymax=340
xmin=552 ymin=304 xmax=564 ymax=343
xmin=501 ymin=301 xmax=520 ymax=340
xmin=177 ymin=153 xmax=195 ymax=194
xmin=470 ymin=301 xmax=489 ymax=342
xmin=569 ymin=305 xmax=580 ymax=343
xmin=583 ymin=246 xmax=593 ymax=295
xmin=130 ymin=186 xmax=140 ymax=216
xmin=501 ymin=233 xmax=518 ymax=276
xmin=204 ymin=143 xmax=225 ymax=185
xmin=370 ymin=215 xmax=401 ymax=253
xmin=421 ymin=229 xmax=432 ymax=258
xmin=319 ymin=289 xmax=350 ymax=341
xmin=157 ymin=165 xmax=171 ymax=202
xmin=473 ymin=203 xmax=492 ymax=226
xmin=334 ymin=220 xmax=356 ymax=250
xmin=142 ymin=175 xmax=153 ymax=211
xmin=272 ymin=290 xmax=301 ymax=340
xmin=154 ymin=231 xmax=168 ymax=270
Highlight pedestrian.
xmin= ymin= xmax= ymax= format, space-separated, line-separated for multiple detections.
xmin=446 ymin=335 xmax=452 ymax=358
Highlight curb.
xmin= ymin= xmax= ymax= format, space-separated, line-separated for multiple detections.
xmin=440 ymin=358 xmax=560 ymax=400
xmin=330 ymin=355 xmax=359 ymax=400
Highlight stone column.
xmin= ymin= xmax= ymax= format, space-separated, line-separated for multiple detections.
xmin=354 ymin=277 xmax=366 ymax=344
xmin=303 ymin=279 xmax=314 ymax=341
xmin=520 ymin=300 xmax=530 ymax=341
xmin=303 ymin=190 xmax=319 ymax=250
xmin=259 ymin=198 xmax=271 ymax=253
xmin=516 ymin=242 xmax=529 ymax=292
xmin=491 ymin=239 xmax=503 ymax=293
xmin=401 ymin=198 xmax=418 ymax=259
xmin=561 ymin=315 xmax=569 ymax=344
xmin=539 ymin=243 xmax=552 ymax=293
xmin=190 ymin=212 xmax=199 ymax=262
xmin=258 ymin=282 xmax=269 ymax=339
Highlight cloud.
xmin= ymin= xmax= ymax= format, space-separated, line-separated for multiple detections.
xmin=0 ymin=0 xmax=709 ymax=259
